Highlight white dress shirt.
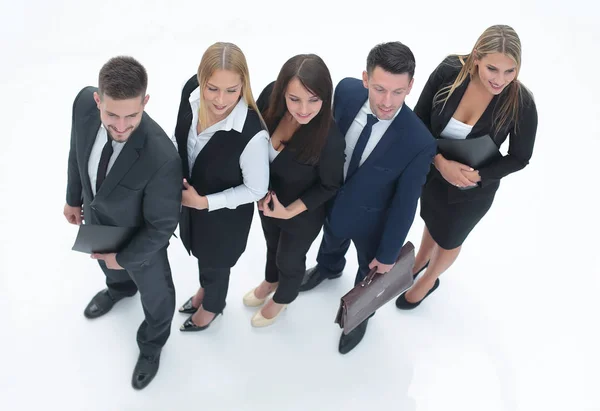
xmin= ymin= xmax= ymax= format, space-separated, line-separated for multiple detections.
xmin=440 ymin=117 xmax=472 ymax=140
xmin=343 ymin=100 xmax=402 ymax=180
xmin=184 ymin=88 xmax=269 ymax=211
xmin=88 ymin=124 xmax=126 ymax=196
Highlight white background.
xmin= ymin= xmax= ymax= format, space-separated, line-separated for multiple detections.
xmin=1 ymin=1 xmax=599 ymax=410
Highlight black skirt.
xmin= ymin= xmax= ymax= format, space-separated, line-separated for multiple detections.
xmin=420 ymin=168 xmax=497 ymax=250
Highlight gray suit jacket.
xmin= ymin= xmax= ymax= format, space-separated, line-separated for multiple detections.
xmin=66 ymin=86 xmax=182 ymax=271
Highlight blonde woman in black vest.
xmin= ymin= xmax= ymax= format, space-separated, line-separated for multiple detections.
xmin=173 ymin=42 xmax=269 ymax=331
xmin=396 ymin=25 xmax=538 ymax=309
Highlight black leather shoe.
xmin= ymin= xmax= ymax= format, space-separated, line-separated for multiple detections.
xmin=298 ymin=265 xmax=342 ymax=292
xmin=395 ymin=278 xmax=440 ymax=310
xmin=178 ymin=296 xmax=198 ymax=314
xmin=338 ymin=318 xmax=369 ymax=354
xmin=131 ymin=352 xmax=160 ymax=390
xmin=179 ymin=306 xmax=224 ymax=332
xmin=83 ymin=288 xmax=135 ymax=319
xmin=413 ymin=261 xmax=430 ymax=279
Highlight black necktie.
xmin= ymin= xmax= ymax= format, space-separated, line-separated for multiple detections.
xmin=346 ymin=114 xmax=378 ymax=179
xmin=96 ymin=135 xmax=113 ymax=193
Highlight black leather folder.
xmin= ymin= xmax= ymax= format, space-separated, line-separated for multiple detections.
xmin=72 ymin=224 xmax=136 ymax=254
xmin=436 ymin=134 xmax=501 ymax=169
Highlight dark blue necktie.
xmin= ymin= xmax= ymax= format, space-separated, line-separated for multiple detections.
xmin=346 ymin=114 xmax=378 ymax=179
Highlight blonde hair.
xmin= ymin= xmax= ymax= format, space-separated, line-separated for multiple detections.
xmin=434 ymin=25 xmax=526 ymax=134
xmin=196 ymin=42 xmax=265 ymax=131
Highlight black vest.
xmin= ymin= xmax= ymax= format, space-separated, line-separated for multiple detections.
xmin=175 ymin=74 xmax=262 ymax=268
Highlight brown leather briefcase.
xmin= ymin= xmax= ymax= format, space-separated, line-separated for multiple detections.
xmin=334 ymin=242 xmax=415 ymax=335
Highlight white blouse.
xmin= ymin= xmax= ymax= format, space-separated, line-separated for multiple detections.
xmin=440 ymin=117 xmax=473 ymax=140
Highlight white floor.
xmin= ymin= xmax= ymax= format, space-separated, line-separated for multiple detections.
xmin=1 ymin=1 xmax=599 ymax=410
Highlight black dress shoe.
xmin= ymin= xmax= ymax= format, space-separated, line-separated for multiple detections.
xmin=131 ymin=352 xmax=160 ymax=390
xmin=338 ymin=318 xmax=369 ymax=354
xmin=83 ymin=288 xmax=135 ymax=319
xmin=413 ymin=261 xmax=430 ymax=279
xmin=178 ymin=296 xmax=198 ymax=314
xmin=179 ymin=307 xmax=224 ymax=332
xmin=298 ymin=265 xmax=342 ymax=292
xmin=395 ymin=278 xmax=440 ymax=310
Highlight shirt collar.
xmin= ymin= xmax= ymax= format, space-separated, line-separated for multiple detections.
xmin=189 ymin=87 xmax=247 ymax=133
xmin=363 ymin=100 xmax=402 ymax=122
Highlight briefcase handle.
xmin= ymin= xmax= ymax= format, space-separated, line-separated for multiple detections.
xmin=363 ymin=268 xmax=379 ymax=285
xmin=362 ymin=242 xmax=415 ymax=285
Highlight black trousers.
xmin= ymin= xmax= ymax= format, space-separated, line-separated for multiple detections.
xmin=260 ymin=212 xmax=323 ymax=304
xmin=316 ymin=217 xmax=379 ymax=286
xmin=198 ymin=263 xmax=230 ymax=314
xmin=100 ymin=247 xmax=175 ymax=357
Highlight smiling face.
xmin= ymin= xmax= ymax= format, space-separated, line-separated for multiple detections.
xmin=474 ymin=52 xmax=518 ymax=95
xmin=203 ymin=69 xmax=242 ymax=122
xmin=362 ymin=66 xmax=413 ymax=120
xmin=94 ymin=92 xmax=148 ymax=142
xmin=284 ymin=77 xmax=323 ymax=125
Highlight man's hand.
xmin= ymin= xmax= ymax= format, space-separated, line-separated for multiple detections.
xmin=91 ymin=253 xmax=124 ymax=270
xmin=64 ymin=204 xmax=84 ymax=225
xmin=369 ymin=258 xmax=394 ymax=274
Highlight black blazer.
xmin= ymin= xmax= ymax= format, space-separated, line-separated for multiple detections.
xmin=414 ymin=55 xmax=538 ymax=190
xmin=256 ymin=82 xmax=345 ymax=229
xmin=66 ymin=86 xmax=183 ymax=271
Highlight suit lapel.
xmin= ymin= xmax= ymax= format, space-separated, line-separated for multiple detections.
xmin=81 ymin=111 xmax=101 ymax=199
xmin=357 ymin=103 xmax=408 ymax=172
xmin=434 ymin=76 xmax=501 ymax=139
xmin=435 ymin=79 xmax=468 ymax=136
xmin=269 ymin=144 xmax=295 ymax=174
xmin=94 ymin=114 xmax=146 ymax=198
xmin=335 ymin=80 xmax=368 ymax=136
xmin=467 ymin=93 xmax=500 ymax=138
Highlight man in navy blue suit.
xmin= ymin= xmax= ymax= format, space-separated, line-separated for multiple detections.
xmin=300 ymin=42 xmax=436 ymax=354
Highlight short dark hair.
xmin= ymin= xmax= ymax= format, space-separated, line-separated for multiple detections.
xmin=98 ymin=56 xmax=147 ymax=100
xmin=263 ymin=54 xmax=333 ymax=164
xmin=366 ymin=42 xmax=416 ymax=79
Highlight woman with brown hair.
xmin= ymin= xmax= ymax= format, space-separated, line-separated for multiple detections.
xmin=243 ymin=54 xmax=345 ymax=327
xmin=397 ymin=25 xmax=538 ymax=308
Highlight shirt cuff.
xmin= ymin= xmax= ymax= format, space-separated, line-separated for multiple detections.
xmin=205 ymin=192 xmax=228 ymax=211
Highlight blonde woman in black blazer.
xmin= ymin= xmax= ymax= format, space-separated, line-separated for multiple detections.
xmin=396 ymin=25 xmax=538 ymax=309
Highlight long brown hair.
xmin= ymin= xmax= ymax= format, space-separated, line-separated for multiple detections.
xmin=263 ymin=54 xmax=333 ymax=164
xmin=196 ymin=42 xmax=265 ymax=130
xmin=434 ymin=25 xmax=529 ymax=134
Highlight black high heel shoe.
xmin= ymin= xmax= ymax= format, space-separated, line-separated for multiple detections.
xmin=179 ymin=305 xmax=225 ymax=332
xmin=395 ymin=278 xmax=440 ymax=310
xmin=178 ymin=296 xmax=198 ymax=314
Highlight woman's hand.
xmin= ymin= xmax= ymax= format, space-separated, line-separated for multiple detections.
xmin=435 ymin=154 xmax=478 ymax=188
xmin=257 ymin=192 xmax=270 ymax=211
xmin=262 ymin=192 xmax=292 ymax=220
xmin=182 ymin=179 xmax=208 ymax=210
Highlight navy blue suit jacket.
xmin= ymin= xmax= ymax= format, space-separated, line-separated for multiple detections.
xmin=327 ymin=78 xmax=436 ymax=265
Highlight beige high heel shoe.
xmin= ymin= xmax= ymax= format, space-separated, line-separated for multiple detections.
xmin=251 ymin=303 xmax=287 ymax=327
xmin=242 ymin=285 xmax=276 ymax=307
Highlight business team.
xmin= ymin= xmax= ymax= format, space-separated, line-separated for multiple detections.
xmin=63 ymin=24 xmax=538 ymax=389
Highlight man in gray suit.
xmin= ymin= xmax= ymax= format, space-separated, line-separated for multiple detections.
xmin=63 ymin=56 xmax=182 ymax=390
